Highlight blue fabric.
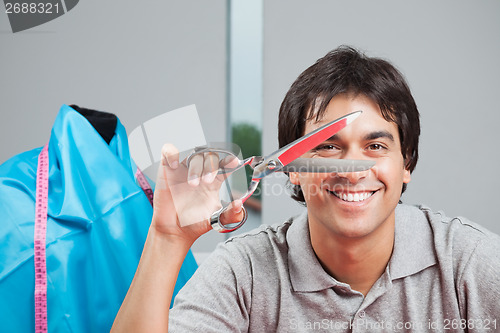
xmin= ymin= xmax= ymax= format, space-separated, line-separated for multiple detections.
xmin=0 ymin=105 xmax=197 ymax=332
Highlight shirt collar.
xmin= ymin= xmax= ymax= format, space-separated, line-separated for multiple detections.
xmin=287 ymin=204 xmax=437 ymax=292
xmin=389 ymin=204 xmax=437 ymax=279
xmin=287 ymin=211 xmax=348 ymax=292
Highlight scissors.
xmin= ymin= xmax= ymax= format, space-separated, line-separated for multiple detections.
xmin=187 ymin=110 xmax=375 ymax=232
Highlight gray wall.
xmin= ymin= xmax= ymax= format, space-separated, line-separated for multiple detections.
xmin=262 ymin=0 xmax=500 ymax=234
xmin=0 ymin=0 xmax=228 ymax=155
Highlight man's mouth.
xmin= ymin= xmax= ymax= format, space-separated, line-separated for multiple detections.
xmin=326 ymin=190 xmax=376 ymax=202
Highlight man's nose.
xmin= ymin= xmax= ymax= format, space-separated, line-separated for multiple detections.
xmin=336 ymin=168 xmax=369 ymax=184
xmin=335 ymin=148 xmax=371 ymax=184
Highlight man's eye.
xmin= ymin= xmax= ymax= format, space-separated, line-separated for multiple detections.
xmin=315 ymin=144 xmax=339 ymax=151
xmin=310 ymin=144 xmax=342 ymax=157
xmin=368 ymin=143 xmax=386 ymax=151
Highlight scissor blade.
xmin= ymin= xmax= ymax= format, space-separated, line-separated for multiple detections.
xmin=274 ymin=111 xmax=362 ymax=166
xmin=282 ymin=158 xmax=375 ymax=173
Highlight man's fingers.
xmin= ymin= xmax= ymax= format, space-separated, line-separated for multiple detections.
xmin=216 ymin=154 xmax=241 ymax=182
xmin=188 ymin=152 xmax=221 ymax=185
xmin=220 ymin=154 xmax=240 ymax=169
xmin=161 ymin=143 xmax=179 ymax=169
xmin=219 ymin=200 xmax=245 ymax=227
xmin=202 ymin=152 xmax=219 ymax=184
xmin=187 ymin=153 xmax=203 ymax=186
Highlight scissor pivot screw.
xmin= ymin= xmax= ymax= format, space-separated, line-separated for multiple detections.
xmin=267 ymin=160 xmax=278 ymax=170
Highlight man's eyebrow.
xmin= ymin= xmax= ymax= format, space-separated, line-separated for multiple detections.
xmin=326 ymin=134 xmax=340 ymax=141
xmin=363 ymin=130 xmax=395 ymax=142
xmin=325 ymin=131 xmax=395 ymax=142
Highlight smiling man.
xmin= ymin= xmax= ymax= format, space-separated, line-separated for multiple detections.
xmin=289 ymin=94 xmax=412 ymax=296
xmin=113 ymin=46 xmax=500 ymax=332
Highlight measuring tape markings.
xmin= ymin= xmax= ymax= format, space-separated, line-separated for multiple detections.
xmin=34 ymin=144 xmax=49 ymax=333
xmin=135 ymin=168 xmax=154 ymax=207
xmin=34 ymin=144 xmax=154 ymax=332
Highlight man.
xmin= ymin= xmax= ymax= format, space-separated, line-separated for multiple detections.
xmin=112 ymin=46 xmax=500 ymax=332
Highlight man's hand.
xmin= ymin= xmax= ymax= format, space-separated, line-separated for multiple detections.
xmin=112 ymin=143 xmax=245 ymax=333
xmin=152 ymin=143 xmax=245 ymax=245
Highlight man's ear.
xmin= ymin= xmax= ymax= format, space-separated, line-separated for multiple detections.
xmin=403 ymin=168 xmax=411 ymax=184
xmin=289 ymin=172 xmax=300 ymax=185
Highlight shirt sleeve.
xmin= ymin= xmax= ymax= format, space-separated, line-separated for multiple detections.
xmin=457 ymin=234 xmax=500 ymax=331
xmin=169 ymin=241 xmax=253 ymax=332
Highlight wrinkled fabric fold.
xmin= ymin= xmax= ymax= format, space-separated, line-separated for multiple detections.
xmin=0 ymin=105 xmax=197 ymax=332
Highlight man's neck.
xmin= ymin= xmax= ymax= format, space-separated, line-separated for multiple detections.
xmin=309 ymin=219 xmax=395 ymax=296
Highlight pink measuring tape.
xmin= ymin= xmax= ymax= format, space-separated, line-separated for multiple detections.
xmin=34 ymin=144 xmax=49 ymax=333
xmin=34 ymin=144 xmax=153 ymax=332
xmin=135 ymin=168 xmax=154 ymax=206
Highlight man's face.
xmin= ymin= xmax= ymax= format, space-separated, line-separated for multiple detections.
xmin=290 ymin=93 xmax=411 ymax=239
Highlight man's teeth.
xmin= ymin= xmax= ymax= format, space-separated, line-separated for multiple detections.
xmin=330 ymin=191 xmax=374 ymax=202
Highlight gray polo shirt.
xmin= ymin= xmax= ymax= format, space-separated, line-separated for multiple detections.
xmin=169 ymin=204 xmax=500 ymax=332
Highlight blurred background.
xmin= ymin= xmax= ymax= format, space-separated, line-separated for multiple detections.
xmin=1 ymin=0 xmax=499 ymax=255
